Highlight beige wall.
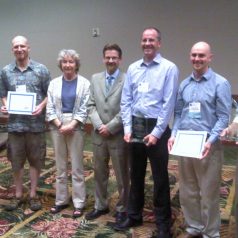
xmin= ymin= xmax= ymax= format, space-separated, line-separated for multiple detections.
xmin=0 ymin=0 xmax=237 ymax=92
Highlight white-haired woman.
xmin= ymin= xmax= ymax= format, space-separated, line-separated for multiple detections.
xmin=46 ymin=49 xmax=90 ymax=218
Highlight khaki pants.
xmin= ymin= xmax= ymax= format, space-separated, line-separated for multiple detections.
xmin=179 ymin=142 xmax=223 ymax=238
xmin=50 ymin=114 xmax=86 ymax=209
xmin=92 ymin=134 xmax=129 ymax=212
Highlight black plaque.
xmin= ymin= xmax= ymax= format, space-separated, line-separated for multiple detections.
xmin=132 ymin=116 xmax=148 ymax=143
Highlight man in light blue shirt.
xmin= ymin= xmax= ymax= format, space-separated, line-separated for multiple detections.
xmin=114 ymin=27 xmax=179 ymax=238
xmin=168 ymin=42 xmax=232 ymax=238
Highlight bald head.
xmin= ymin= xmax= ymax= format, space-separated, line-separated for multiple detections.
xmin=12 ymin=35 xmax=29 ymax=46
xmin=191 ymin=41 xmax=211 ymax=55
xmin=11 ymin=35 xmax=30 ymax=66
xmin=190 ymin=41 xmax=213 ymax=78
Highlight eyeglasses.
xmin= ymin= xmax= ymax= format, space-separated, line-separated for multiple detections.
xmin=104 ymin=56 xmax=119 ymax=61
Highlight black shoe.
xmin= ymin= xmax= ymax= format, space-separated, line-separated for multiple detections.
xmin=115 ymin=212 xmax=127 ymax=223
xmin=157 ymin=229 xmax=172 ymax=238
xmin=113 ymin=218 xmax=142 ymax=231
xmin=5 ymin=197 xmax=24 ymax=211
xmin=85 ymin=208 xmax=109 ymax=220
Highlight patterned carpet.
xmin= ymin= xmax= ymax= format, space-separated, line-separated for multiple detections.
xmin=0 ymin=148 xmax=236 ymax=238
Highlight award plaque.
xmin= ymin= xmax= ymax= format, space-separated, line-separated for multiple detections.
xmin=132 ymin=116 xmax=147 ymax=143
xmin=131 ymin=116 xmax=157 ymax=143
xmin=220 ymin=135 xmax=238 ymax=146
xmin=220 ymin=100 xmax=238 ymax=146
xmin=220 ymin=99 xmax=238 ymax=146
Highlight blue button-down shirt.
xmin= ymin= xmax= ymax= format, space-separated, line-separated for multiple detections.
xmin=121 ymin=53 xmax=179 ymax=139
xmin=171 ymin=68 xmax=232 ymax=143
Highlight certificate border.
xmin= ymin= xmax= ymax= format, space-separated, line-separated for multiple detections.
xmin=170 ymin=130 xmax=207 ymax=159
xmin=7 ymin=91 xmax=36 ymax=115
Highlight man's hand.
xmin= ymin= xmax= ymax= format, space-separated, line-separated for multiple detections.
xmin=201 ymin=142 xmax=212 ymax=159
xmin=98 ymin=124 xmax=111 ymax=137
xmin=124 ymin=133 xmax=132 ymax=143
xmin=167 ymin=136 xmax=175 ymax=152
xmin=32 ymin=97 xmax=47 ymax=116
xmin=32 ymin=104 xmax=44 ymax=116
xmin=221 ymin=122 xmax=238 ymax=145
xmin=143 ymin=134 xmax=158 ymax=147
xmin=1 ymin=105 xmax=8 ymax=114
xmin=221 ymin=122 xmax=238 ymax=138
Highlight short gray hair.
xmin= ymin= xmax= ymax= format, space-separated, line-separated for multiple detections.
xmin=57 ymin=49 xmax=80 ymax=73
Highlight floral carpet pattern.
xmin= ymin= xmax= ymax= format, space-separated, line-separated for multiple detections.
xmin=0 ymin=148 xmax=236 ymax=238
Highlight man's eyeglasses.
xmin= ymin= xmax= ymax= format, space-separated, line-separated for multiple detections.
xmin=104 ymin=57 xmax=119 ymax=61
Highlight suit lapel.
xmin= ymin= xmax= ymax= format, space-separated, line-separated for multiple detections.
xmin=107 ymin=72 xmax=123 ymax=97
xmin=96 ymin=73 xmax=107 ymax=97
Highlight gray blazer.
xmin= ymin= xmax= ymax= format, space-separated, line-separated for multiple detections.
xmin=88 ymin=71 xmax=126 ymax=145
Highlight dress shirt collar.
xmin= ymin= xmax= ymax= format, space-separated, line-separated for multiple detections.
xmin=105 ymin=68 xmax=120 ymax=79
xmin=12 ymin=58 xmax=34 ymax=72
xmin=190 ymin=68 xmax=213 ymax=82
xmin=141 ymin=53 xmax=162 ymax=67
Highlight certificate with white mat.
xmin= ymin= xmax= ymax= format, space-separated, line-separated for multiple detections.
xmin=7 ymin=91 xmax=36 ymax=115
xmin=170 ymin=130 xmax=207 ymax=159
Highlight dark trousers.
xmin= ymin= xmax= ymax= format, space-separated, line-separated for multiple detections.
xmin=128 ymin=126 xmax=171 ymax=230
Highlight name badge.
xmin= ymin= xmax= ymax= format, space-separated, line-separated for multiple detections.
xmin=189 ymin=102 xmax=201 ymax=118
xmin=16 ymin=85 xmax=27 ymax=93
xmin=138 ymin=82 xmax=149 ymax=93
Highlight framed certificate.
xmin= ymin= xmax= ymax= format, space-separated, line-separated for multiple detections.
xmin=7 ymin=91 xmax=36 ymax=115
xmin=170 ymin=130 xmax=207 ymax=159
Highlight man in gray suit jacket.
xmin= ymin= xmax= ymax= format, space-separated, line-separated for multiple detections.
xmin=85 ymin=44 xmax=129 ymax=223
